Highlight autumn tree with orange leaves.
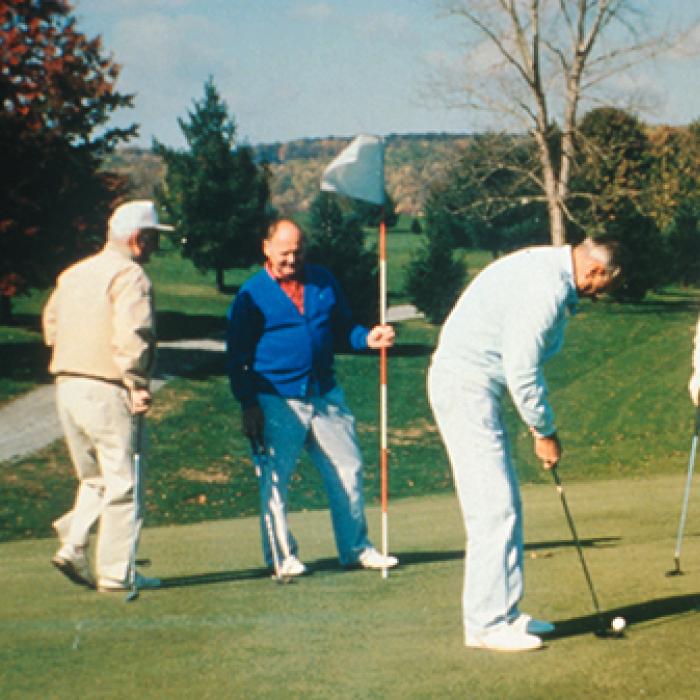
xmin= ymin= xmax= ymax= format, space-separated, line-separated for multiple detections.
xmin=0 ymin=0 xmax=136 ymax=322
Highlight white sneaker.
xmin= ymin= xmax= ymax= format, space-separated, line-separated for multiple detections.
xmin=278 ymin=555 xmax=307 ymax=577
xmin=358 ymin=547 xmax=399 ymax=570
xmin=512 ymin=613 xmax=555 ymax=636
xmin=466 ymin=625 xmax=543 ymax=652
xmin=52 ymin=544 xmax=94 ymax=588
xmin=97 ymin=571 xmax=161 ymax=592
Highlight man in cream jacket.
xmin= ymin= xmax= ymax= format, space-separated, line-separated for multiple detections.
xmin=43 ymin=200 xmax=171 ymax=592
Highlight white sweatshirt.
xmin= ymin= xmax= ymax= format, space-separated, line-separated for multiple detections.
xmin=431 ymin=245 xmax=578 ymax=437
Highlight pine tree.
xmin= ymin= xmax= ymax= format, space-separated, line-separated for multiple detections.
xmin=405 ymin=227 xmax=466 ymax=325
xmin=154 ymin=78 xmax=271 ymax=291
xmin=305 ymin=192 xmax=378 ymax=325
xmin=348 ymin=190 xmax=399 ymax=228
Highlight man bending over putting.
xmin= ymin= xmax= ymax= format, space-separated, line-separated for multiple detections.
xmin=428 ymin=236 xmax=620 ymax=652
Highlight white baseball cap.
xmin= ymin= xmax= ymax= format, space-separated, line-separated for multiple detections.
xmin=108 ymin=200 xmax=174 ymax=242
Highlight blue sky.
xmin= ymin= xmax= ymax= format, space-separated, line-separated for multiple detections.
xmin=74 ymin=0 xmax=700 ymax=148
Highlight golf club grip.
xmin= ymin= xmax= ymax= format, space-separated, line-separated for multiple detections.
xmin=249 ymin=435 xmax=264 ymax=457
xmin=132 ymin=414 xmax=143 ymax=454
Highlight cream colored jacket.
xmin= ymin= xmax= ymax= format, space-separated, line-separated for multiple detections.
xmin=43 ymin=242 xmax=156 ymax=390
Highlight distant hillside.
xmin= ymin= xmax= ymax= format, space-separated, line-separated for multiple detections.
xmin=103 ymin=133 xmax=472 ymax=216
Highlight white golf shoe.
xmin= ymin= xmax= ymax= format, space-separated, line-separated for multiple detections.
xmin=52 ymin=544 xmax=94 ymax=588
xmin=466 ymin=625 xmax=543 ymax=652
xmin=358 ymin=547 xmax=399 ymax=570
xmin=278 ymin=555 xmax=307 ymax=577
xmin=97 ymin=572 xmax=161 ymax=593
xmin=511 ymin=613 xmax=555 ymax=636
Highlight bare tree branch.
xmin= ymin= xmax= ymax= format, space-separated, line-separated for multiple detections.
xmin=429 ymin=0 xmax=700 ymax=245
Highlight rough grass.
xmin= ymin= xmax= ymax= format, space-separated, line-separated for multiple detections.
xmin=3 ymin=291 xmax=700 ymax=542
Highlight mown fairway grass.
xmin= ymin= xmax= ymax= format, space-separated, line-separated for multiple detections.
xmin=2 ymin=478 xmax=700 ymax=699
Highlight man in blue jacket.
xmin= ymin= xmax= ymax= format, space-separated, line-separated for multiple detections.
xmin=227 ymin=218 xmax=398 ymax=576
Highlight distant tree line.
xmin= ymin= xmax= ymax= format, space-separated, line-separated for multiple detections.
xmin=405 ymin=108 xmax=700 ymax=322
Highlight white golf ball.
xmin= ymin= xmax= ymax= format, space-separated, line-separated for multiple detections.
xmin=611 ymin=616 xmax=626 ymax=633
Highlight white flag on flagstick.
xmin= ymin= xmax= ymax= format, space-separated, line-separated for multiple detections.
xmin=320 ymin=134 xmax=385 ymax=206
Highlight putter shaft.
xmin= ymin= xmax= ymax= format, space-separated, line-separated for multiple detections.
xmin=671 ymin=413 xmax=700 ymax=570
xmin=551 ymin=468 xmax=605 ymax=629
xmin=125 ymin=415 xmax=143 ymax=603
xmin=250 ymin=438 xmax=290 ymax=583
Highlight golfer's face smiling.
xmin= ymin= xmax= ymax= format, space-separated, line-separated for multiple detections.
xmin=264 ymin=222 xmax=305 ymax=280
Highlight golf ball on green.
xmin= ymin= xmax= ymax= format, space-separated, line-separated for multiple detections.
xmin=612 ymin=616 xmax=626 ymax=633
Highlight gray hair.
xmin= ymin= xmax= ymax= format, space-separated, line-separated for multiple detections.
xmin=579 ymin=236 xmax=621 ymax=278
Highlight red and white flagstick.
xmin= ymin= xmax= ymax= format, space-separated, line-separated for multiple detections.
xmin=379 ymin=217 xmax=389 ymax=579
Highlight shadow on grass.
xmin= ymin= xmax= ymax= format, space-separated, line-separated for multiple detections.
xmin=156 ymin=537 xmax=623 ymax=590
xmin=156 ymin=311 xmax=226 ymax=341
xmin=385 ymin=537 xmax=621 ymax=570
xmin=549 ymin=593 xmax=700 ymax=640
xmin=160 ymin=567 xmax=271 ymax=589
xmin=154 ymin=346 xmax=225 ymax=380
xmin=0 ymin=342 xmax=52 ymax=384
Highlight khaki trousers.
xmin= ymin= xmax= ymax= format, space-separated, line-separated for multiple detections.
xmin=53 ymin=377 xmax=142 ymax=582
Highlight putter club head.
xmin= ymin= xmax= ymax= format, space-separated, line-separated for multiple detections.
xmin=594 ymin=627 xmax=625 ymax=639
xmin=665 ymin=557 xmax=684 ymax=577
xmin=272 ymin=574 xmax=294 ymax=585
xmin=125 ymin=589 xmax=139 ymax=602
xmin=594 ymin=616 xmax=627 ymax=639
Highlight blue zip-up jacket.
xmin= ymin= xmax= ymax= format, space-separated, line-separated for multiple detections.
xmin=226 ymin=264 xmax=369 ymax=409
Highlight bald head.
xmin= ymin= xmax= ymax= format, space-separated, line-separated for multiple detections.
xmin=263 ymin=219 xmax=305 ymax=280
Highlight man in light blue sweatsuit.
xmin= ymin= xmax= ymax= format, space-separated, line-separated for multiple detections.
xmin=428 ymin=237 xmax=620 ymax=652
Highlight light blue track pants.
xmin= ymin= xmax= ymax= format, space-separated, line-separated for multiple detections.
xmin=428 ymin=365 xmax=524 ymax=638
xmin=257 ymin=386 xmax=371 ymax=567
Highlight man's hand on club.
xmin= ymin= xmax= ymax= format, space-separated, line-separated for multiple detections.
xmin=532 ymin=430 xmax=561 ymax=470
xmin=243 ymin=405 xmax=265 ymax=445
xmin=367 ymin=324 xmax=395 ymax=350
xmin=130 ymin=388 xmax=152 ymax=415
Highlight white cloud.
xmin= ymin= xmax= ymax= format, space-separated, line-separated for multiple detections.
xmin=356 ymin=11 xmax=412 ymax=38
xmin=112 ymin=13 xmax=239 ymax=84
xmin=101 ymin=11 xmax=252 ymax=145
xmin=288 ymin=2 xmax=333 ymax=22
